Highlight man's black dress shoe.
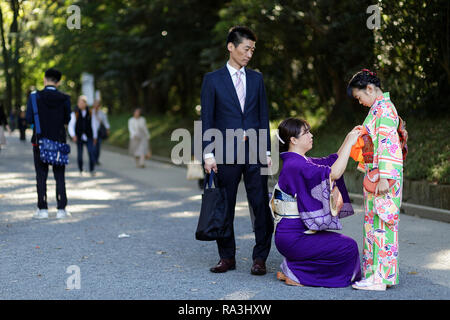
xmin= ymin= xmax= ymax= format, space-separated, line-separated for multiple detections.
xmin=210 ymin=258 xmax=236 ymax=273
xmin=251 ymin=259 xmax=267 ymax=275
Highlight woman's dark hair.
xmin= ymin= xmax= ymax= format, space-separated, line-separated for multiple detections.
xmin=226 ymin=26 xmax=257 ymax=48
xmin=277 ymin=118 xmax=311 ymax=153
xmin=347 ymin=69 xmax=381 ymax=97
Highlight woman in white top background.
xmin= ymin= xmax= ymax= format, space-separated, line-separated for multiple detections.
xmin=128 ymin=108 xmax=151 ymax=168
xmin=68 ymin=96 xmax=98 ymax=176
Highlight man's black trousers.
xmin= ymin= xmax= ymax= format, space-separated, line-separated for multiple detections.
xmin=33 ymin=146 xmax=67 ymax=210
xmin=215 ymin=163 xmax=274 ymax=261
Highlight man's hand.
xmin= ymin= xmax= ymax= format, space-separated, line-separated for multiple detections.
xmin=72 ymin=136 xmax=77 ymax=143
xmin=266 ymin=156 xmax=272 ymax=167
xmin=93 ymin=138 xmax=97 ymax=146
xmin=375 ymin=178 xmax=390 ymax=196
xmin=204 ymin=157 xmax=217 ymax=174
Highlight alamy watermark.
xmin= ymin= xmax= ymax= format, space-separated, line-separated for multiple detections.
xmin=66 ymin=265 xmax=81 ymax=290
xmin=366 ymin=4 xmax=381 ymax=30
xmin=67 ymin=5 xmax=81 ymax=30
xmin=170 ymin=121 xmax=279 ymax=175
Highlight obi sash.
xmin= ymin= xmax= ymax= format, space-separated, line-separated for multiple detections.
xmin=269 ymin=183 xmax=317 ymax=234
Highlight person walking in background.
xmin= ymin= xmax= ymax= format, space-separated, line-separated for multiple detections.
xmin=9 ymin=108 xmax=17 ymax=134
xmin=0 ymin=103 xmax=10 ymax=152
xmin=92 ymin=99 xmax=110 ymax=165
xmin=25 ymin=68 xmax=72 ymax=219
xmin=201 ymin=26 xmax=273 ymax=275
xmin=68 ymin=95 xmax=98 ymax=176
xmin=128 ymin=108 xmax=151 ymax=168
xmin=17 ymin=109 xmax=28 ymax=142
xmin=347 ymin=69 xmax=405 ymax=291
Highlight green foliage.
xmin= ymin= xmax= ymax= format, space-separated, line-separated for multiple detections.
xmin=2 ymin=0 xmax=448 ymax=119
xmin=375 ymin=0 xmax=450 ymax=116
xmin=403 ymin=115 xmax=450 ymax=184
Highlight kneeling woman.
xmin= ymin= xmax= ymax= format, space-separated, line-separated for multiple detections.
xmin=273 ymin=118 xmax=362 ymax=288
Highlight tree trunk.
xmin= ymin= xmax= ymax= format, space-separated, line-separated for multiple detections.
xmin=11 ymin=0 xmax=22 ymax=109
xmin=0 ymin=6 xmax=12 ymax=112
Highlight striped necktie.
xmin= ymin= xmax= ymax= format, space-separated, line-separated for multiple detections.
xmin=235 ymin=70 xmax=245 ymax=112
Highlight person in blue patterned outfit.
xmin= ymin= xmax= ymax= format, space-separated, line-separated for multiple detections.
xmin=26 ymin=68 xmax=72 ymax=219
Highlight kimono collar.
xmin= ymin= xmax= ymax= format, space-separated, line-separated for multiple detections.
xmin=280 ymin=152 xmax=308 ymax=162
xmin=370 ymin=91 xmax=390 ymax=109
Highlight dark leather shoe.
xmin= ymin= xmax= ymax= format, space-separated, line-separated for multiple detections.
xmin=251 ymin=259 xmax=267 ymax=275
xmin=210 ymin=258 xmax=236 ymax=273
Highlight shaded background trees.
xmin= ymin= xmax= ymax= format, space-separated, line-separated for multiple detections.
xmin=1 ymin=0 xmax=448 ymax=120
xmin=375 ymin=0 xmax=450 ymax=117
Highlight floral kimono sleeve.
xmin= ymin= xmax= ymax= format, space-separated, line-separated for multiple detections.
xmin=373 ymin=101 xmax=403 ymax=181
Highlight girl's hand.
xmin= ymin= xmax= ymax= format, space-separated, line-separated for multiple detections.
xmin=375 ymin=178 xmax=390 ymax=196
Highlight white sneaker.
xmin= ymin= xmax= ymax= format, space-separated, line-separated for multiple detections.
xmin=354 ymin=278 xmax=373 ymax=286
xmin=33 ymin=209 xmax=49 ymax=219
xmin=56 ymin=209 xmax=71 ymax=219
xmin=352 ymin=278 xmax=387 ymax=291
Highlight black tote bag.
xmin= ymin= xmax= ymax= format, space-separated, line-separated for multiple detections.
xmin=195 ymin=171 xmax=231 ymax=241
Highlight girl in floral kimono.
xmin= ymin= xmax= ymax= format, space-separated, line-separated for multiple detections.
xmin=347 ymin=69 xmax=404 ymax=291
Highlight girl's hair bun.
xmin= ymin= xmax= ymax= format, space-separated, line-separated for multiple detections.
xmin=347 ymin=68 xmax=381 ymax=96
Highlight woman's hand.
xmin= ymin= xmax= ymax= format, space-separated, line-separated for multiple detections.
xmin=375 ymin=178 xmax=390 ymax=196
xmin=332 ymin=125 xmax=363 ymax=181
xmin=346 ymin=126 xmax=363 ymax=146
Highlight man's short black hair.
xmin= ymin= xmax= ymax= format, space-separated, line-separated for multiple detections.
xmin=44 ymin=68 xmax=62 ymax=83
xmin=226 ymin=26 xmax=257 ymax=48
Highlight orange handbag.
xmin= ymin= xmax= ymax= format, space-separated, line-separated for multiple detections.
xmin=363 ymin=168 xmax=396 ymax=193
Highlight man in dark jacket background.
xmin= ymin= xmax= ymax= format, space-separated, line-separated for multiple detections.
xmin=26 ymin=68 xmax=72 ymax=219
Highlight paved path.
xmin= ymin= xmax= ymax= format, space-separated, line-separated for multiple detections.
xmin=1 ymin=132 xmax=450 ymax=299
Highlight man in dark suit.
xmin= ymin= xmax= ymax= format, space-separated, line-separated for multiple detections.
xmin=201 ymin=26 xmax=273 ymax=275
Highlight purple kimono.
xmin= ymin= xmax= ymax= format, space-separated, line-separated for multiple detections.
xmin=275 ymin=152 xmax=361 ymax=287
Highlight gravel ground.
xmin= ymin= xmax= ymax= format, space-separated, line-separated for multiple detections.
xmin=1 ymin=132 xmax=449 ymax=300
